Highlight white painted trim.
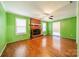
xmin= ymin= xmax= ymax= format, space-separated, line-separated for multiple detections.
xmin=76 ymin=1 xmax=78 ymax=45
xmin=0 ymin=2 xmax=6 ymax=11
xmin=77 ymin=1 xmax=79 ymax=57
xmin=0 ymin=44 xmax=7 ymax=56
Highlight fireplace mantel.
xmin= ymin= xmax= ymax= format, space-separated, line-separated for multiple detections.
xmin=30 ymin=18 xmax=42 ymax=38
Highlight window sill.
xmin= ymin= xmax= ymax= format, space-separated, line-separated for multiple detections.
xmin=16 ymin=33 xmax=26 ymax=35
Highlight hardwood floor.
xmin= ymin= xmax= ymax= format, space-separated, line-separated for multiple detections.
xmin=1 ymin=36 xmax=77 ymax=57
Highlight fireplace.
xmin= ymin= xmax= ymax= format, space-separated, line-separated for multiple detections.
xmin=30 ymin=29 xmax=41 ymax=38
xmin=30 ymin=18 xmax=42 ymax=38
xmin=32 ymin=29 xmax=40 ymax=35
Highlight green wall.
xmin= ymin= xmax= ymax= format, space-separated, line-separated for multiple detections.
xmin=6 ymin=12 xmax=30 ymax=43
xmin=0 ymin=3 xmax=7 ymax=54
xmin=60 ymin=17 xmax=76 ymax=40
xmin=46 ymin=17 xmax=76 ymax=40
xmin=47 ymin=22 xmax=52 ymax=35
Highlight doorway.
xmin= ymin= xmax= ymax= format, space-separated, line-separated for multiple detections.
xmin=42 ymin=22 xmax=46 ymax=35
xmin=53 ymin=22 xmax=60 ymax=36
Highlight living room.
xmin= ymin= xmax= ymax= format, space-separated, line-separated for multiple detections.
xmin=0 ymin=1 xmax=78 ymax=57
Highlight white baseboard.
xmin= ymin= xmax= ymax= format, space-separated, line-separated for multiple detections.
xmin=0 ymin=44 xmax=7 ymax=56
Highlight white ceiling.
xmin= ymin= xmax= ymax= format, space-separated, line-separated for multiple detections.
xmin=1 ymin=1 xmax=76 ymax=21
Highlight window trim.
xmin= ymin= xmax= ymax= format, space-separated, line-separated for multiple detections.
xmin=16 ymin=17 xmax=26 ymax=35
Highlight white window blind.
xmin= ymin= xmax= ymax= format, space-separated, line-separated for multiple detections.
xmin=16 ymin=18 xmax=26 ymax=35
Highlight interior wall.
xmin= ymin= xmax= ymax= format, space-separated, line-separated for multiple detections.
xmin=47 ymin=22 xmax=52 ymax=35
xmin=0 ymin=3 xmax=6 ymax=55
xmin=47 ymin=16 xmax=76 ymax=40
xmin=60 ymin=16 xmax=76 ymax=40
xmin=6 ymin=12 xmax=30 ymax=43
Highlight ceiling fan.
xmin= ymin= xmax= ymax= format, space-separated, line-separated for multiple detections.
xmin=49 ymin=16 xmax=53 ymax=19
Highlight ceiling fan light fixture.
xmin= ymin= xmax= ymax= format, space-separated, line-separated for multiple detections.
xmin=49 ymin=16 xmax=53 ymax=19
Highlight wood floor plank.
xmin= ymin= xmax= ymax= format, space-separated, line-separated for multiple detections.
xmin=1 ymin=36 xmax=77 ymax=57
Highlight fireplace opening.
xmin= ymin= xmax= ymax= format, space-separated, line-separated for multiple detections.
xmin=32 ymin=29 xmax=40 ymax=35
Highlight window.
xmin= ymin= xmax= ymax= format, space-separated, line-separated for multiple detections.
xmin=16 ymin=18 xmax=26 ymax=35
